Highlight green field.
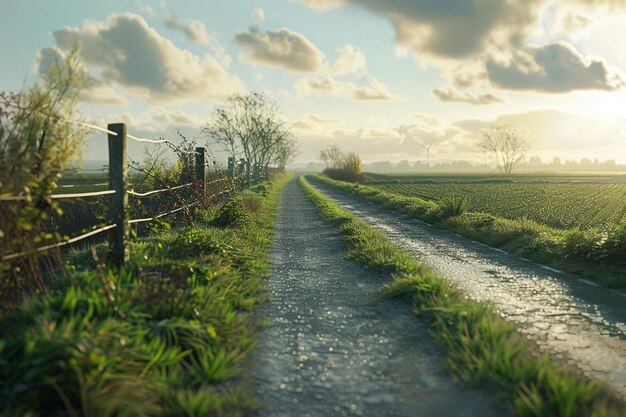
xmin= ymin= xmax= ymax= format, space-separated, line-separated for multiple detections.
xmin=368 ymin=176 xmax=626 ymax=231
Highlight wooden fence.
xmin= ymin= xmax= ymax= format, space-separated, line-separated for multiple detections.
xmin=1 ymin=122 xmax=276 ymax=267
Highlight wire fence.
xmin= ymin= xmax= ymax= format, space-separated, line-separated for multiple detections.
xmin=1 ymin=121 xmax=276 ymax=266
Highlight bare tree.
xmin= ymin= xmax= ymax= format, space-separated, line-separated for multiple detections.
xmin=319 ymin=144 xmax=344 ymax=169
xmin=478 ymin=124 xmax=528 ymax=174
xmin=202 ymin=92 xmax=297 ymax=170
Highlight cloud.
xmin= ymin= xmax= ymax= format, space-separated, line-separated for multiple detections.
xmin=295 ymin=76 xmax=399 ymax=101
xmin=97 ymin=107 xmax=205 ymax=134
xmin=81 ymin=84 xmax=130 ymax=107
xmin=164 ymin=10 xmax=213 ymax=46
xmin=136 ymin=0 xmax=157 ymax=18
xmin=234 ymin=27 xmax=366 ymax=75
xmin=235 ymin=27 xmax=326 ymax=72
xmin=432 ymin=87 xmax=504 ymax=105
xmin=252 ymin=7 xmax=266 ymax=24
xmin=52 ymin=13 xmax=245 ymax=103
xmin=454 ymin=109 xmax=626 ymax=155
xmin=35 ymin=46 xmax=66 ymax=77
xmin=305 ymin=113 xmax=344 ymax=124
xmin=35 ymin=46 xmax=130 ymax=107
xmin=295 ymin=0 xmax=544 ymax=59
xmin=486 ymin=42 xmax=624 ymax=92
xmin=330 ymin=45 xmax=366 ymax=75
xmin=292 ymin=113 xmax=344 ymax=131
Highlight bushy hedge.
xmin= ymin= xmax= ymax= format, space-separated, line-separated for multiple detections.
xmin=322 ymin=167 xmax=363 ymax=183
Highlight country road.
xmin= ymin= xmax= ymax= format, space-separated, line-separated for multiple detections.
xmin=308 ymin=179 xmax=626 ymax=400
xmin=252 ymin=179 xmax=510 ymax=417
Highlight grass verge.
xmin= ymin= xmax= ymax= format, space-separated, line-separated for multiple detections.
xmin=299 ymin=175 xmax=625 ymax=417
xmin=312 ymin=175 xmax=626 ymax=289
xmin=0 ymin=173 xmax=292 ymax=417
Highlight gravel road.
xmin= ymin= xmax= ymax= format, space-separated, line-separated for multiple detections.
xmin=308 ymin=179 xmax=626 ymax=400
xmin=251 ymin=178 xmax=509 ymax=417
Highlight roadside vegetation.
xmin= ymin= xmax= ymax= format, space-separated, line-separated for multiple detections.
xmin=0 ymin=45 xmax=298 ymax=416
xmin=299 ymin=175 xmax=625 ymax=417
xmin=313 ymin=175 xmax=626 ymax=289
xmin=318 ymin=144 xmax=364 ymax=183
xmin=0 ymin=173 xmax=291 ymax=416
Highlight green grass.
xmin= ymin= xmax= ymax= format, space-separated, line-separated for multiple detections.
xmin=0 ymin=173 xmax=292 ymax=417
xmin=299 ymin=175 xmax=625 ymax=417
xmin=313 ymin=175 xmax=626 ymax=289
xmin=373 ymin=181 xmax=626 ymax=231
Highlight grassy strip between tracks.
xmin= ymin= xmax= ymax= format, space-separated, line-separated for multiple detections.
xmin=300 ymin=175 xmax=625 ymax=417
xmin=0 ymin=173 xmax=292 ymax=417
xmin=312 ymin=175 xmax=626 ymax=289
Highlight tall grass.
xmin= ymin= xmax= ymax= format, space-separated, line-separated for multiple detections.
xmin=299 ymin=175 xmax=625 ymax=417
xmin=0 ymin=173 xmax=292 ymax=416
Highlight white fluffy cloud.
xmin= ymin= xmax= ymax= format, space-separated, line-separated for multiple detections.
xmin=35 ymin=46 xmax=130 ymax=107
xmin=486 ymin=42 xmax=624 ymax=92
xmin=252 ymin=7 xmax=266 ymax=24
xmin=234 ymin=27 xmax=366 ymax=75
xmin=52 ymin=13 xmax=245 ymax=104
xmin=164 ymin=11 xmax=213 ymax=46
xmin=295 ymin=76 xmax=399 ymax=101
xmin=432 ymin=87 xmax=504 ymax=105
xmin=235 ymin=27 xmax=326 ymax=72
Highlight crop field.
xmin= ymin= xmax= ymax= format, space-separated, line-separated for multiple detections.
xmin=369 ymin=177 xmax=626 ymax=230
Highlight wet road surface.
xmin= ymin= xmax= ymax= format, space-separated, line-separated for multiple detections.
xmin=309 ymin=179 xmax=626 ymax=400
xmin=252 ymin=179 xmax=510 ymax=417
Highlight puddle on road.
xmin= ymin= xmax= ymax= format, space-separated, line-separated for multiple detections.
xmin=314 ymin=183 xmax=626 ymax=400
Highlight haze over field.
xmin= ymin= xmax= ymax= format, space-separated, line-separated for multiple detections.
xmin=2 ymin=0 xmax=626 ymax=166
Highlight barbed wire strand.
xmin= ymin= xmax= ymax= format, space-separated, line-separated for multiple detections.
xmin=129 ymin=202 xmax=200 ymax=225
xmin=0 ymin=189 xmax=116 ymax=202
xmin=31 ymin=110 xmax=202 ymax=156
xmin=2 ymin=224 xmax=117 ymax=262
xmin=128 ymin=183 xmax=193 ymax=198
xmin=58 ymin=182 xmax=108 ymax=189
xmin=126 ymin=133 xmax=200 ymax=155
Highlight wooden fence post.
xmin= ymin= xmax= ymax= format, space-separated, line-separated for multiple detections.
xmin=238 ymin=158 xmax=245 ymax=188
xmin=253 ymin=163 xmax=259 ymax=183
xmin=228 ymin=157 xmax=234 ymax=178
xmin=107 ymin=123 xmax=129 ymax=267
xmin=195 ymin=147 xmax=206 ymax=195
xmin=246 ymin=160 xmax=251 ymax=187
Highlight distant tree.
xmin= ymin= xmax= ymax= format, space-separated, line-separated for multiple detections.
xmin=319 ymin=144 xmax=344 ymax=169
xmin=478 ymin=124 xmax=528 ymax=174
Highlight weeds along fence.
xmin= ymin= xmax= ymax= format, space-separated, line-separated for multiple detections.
xmin=0 ymin=122 xmax=276 ymax=270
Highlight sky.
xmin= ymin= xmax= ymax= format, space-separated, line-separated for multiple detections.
xmin=1 ymin=0 xmax=626 ymax=165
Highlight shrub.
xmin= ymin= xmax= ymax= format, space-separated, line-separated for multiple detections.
xmin=321 ymin=150 xmax=364 ymax=183
xmin=0 ymin=47 xmax=89 ymax=306
xmin=211 ymin=199 xmax=251 ymax=228
xmin=437 ymin=195 xmax=469 ymax=219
